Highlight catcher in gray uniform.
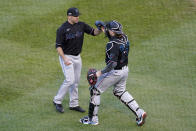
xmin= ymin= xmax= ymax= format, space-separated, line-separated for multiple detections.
xmin=80 ymin=20 xmax=147 ymax=126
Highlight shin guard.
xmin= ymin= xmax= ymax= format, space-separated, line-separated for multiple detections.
xmin=114 ymin=90 xmax=140 ymax=117
xmin=88 ymin=87 xmax=100 ymax=122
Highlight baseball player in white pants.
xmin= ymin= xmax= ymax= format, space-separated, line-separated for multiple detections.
xmin=80 ymin=20 xmax=147 ymax=126
xmin=53 ymin=7 xmax=102 ymax=113
xmin=54 ymin=54 xmax=82 ymax=107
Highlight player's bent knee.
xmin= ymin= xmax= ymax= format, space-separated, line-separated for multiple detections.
xmin=90 ymin=87 xmax=101 ymax=105
xmin=113 ymin=90 xmax=134 ymax=103
xmin=113 ymin=90 xmax=125 ymax=98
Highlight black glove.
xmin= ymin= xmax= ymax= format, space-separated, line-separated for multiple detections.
xmin=95 ymin=21 xmax=105 ymax=30
xmin=87 ymin=68 xmax=97 ymax=86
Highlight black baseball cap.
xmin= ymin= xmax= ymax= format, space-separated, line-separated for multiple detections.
xmin=67 ymin=7 xmax=80 ymax=17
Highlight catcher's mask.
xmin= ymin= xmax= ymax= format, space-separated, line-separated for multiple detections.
xmin=105 ymin=20 xmax=123 ymax=35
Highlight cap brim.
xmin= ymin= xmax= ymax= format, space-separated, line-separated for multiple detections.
xmin=67 ymin=13 xmax=81 ymax=17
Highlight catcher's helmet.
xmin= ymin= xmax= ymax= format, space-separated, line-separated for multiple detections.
xmin=105 ymin=20 xmax=123 ymax=35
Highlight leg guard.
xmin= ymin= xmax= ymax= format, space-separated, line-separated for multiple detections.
xmin=113 ymin=90 xmax=141 ymax=117
xmin=88 ymin=87 xmax=100 ymax=123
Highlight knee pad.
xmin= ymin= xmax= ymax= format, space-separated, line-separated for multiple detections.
xmin=90 ymin=86 xmax=101 ymax=96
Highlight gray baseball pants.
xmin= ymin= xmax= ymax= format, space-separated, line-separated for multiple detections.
xmin=89 ymin=66 xmax=144 ymax=123
xmin=53 ymin=54 xmax=82 ymax=107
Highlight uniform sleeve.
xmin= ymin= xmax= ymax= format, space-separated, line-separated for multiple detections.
xmin=101 ymin=61 xmax=117 ymax=74
xmin=82 ymin=22 xmax=95 ymax=36
xmin=55 ymin=28 xmax=64 ymax=48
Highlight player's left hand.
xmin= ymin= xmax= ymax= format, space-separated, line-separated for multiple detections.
xmin=95 ymin=21 xmax=105 ymax=30
xmin=87 ymin=68 xmax=98 ymax=86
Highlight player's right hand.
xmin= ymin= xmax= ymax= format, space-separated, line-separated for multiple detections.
xmin=64 ymin=58 xmax=72 ymax=65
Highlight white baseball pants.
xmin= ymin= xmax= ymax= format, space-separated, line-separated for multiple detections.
xmin=53 ymin=54 xmax=82 ymax=107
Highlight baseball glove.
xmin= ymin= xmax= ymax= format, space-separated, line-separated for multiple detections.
xmin=87 ymin=68 xmax=97 ymax=86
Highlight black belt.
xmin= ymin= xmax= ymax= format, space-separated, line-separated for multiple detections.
xmin=64 ymin=53 xmax=80 ymax=56
xmin=114 ymin=65 xmax=127 ymax=70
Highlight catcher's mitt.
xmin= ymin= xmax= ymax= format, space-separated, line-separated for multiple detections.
xmin=87 ymin=68 xmax=97 ymax=86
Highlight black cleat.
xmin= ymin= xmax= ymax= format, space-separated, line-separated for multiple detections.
xmin=53 ymin=101 xmax=64 ymax=113
xmin=69 ymin=106 xmax=85 ymax=113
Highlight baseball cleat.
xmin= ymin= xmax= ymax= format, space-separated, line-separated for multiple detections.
xmin=69 ymin=106 xmax=86 ymax=113
xmin=136 ymin=112 xmax=147 ymax=126
xmin=53 ymin=101 xmax=64 ymax=113
xmin=80 ymin=116 xmax=99 ymax=125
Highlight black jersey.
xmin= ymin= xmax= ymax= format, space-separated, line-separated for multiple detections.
xmin=56 ymin=21 xmax=94 ymax=56
xmin=105 ymin=34 xmax=130 ymax=69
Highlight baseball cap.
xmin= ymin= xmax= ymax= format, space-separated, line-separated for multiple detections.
xmin=67 ymin=7 xmax=80 ymax=17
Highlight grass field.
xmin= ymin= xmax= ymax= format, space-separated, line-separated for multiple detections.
xmin=0 ymin=0 xmax=196 ymax=131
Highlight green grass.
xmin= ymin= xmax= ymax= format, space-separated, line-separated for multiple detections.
xmin=0 ymin=0 xmax=196 ymax=131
